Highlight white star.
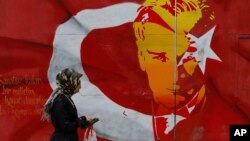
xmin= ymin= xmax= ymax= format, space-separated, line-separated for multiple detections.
xmin=178 ymin=25 xmax=222 ymax=74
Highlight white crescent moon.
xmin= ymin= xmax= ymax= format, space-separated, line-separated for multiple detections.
xmin=48 ymin=2 xmax=155 ymax=141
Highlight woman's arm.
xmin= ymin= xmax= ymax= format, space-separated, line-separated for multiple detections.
xmin=53 ymin=95 xmax=79 ymax=132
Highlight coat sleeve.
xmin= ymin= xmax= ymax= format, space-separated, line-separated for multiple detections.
xmin=53 ymin=96 xmax=79 ymax=133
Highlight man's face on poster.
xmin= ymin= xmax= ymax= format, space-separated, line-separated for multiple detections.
xmin=134 ymin=22 xmax=204 ymax=110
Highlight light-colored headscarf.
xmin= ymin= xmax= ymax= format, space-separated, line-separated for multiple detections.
xmin=42 ymin=68 xmax=82 ymax=121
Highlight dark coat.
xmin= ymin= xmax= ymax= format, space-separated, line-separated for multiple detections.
xmin=50 ymin=94 xmax=80 ymax=141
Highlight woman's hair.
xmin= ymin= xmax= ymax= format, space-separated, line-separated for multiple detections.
xmin=56 ymin=68 xmax=82 ymax=95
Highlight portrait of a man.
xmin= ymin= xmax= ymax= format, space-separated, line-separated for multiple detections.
xmin=0 ymin=0 xmax=249 ymax=141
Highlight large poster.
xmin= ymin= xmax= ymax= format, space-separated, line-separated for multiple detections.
xmin=0 ymin=0 xmax=249 ymax=141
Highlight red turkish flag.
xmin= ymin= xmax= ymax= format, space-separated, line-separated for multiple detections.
xmin=174 ymin=1 xmax=250 ymax=141
xmin=0 ymin=0 xmax=144 ymax=141
xmin=0 ymin=1 xmax=68 ymax=141
xmin=0 ymin=0 xmax=249 ymax=141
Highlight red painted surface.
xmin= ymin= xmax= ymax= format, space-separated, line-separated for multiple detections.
xmin=0 ymin=0 xmax=249 ymax=141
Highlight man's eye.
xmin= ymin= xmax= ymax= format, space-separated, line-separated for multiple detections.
xmin=147 ymin=50 xmax=169 ymax=62
xmin=152 ymin=55 xmax=167 ymax=62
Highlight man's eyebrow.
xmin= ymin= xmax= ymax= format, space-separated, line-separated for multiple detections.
xmin=147 ymin=49 xmax=168 ymax=62
xmin=147 ymin=49 xmax=166 ymax=55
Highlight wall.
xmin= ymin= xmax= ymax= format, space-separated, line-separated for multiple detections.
xmin=0 ymin=0 xmax=249 ymax=141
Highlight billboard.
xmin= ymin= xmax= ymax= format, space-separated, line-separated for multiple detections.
xmin=0 ymin=0 xmax=249 ymax=140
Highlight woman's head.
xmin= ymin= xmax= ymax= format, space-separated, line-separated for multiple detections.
xmin=56 ymin=68 xmax=82 ymax=95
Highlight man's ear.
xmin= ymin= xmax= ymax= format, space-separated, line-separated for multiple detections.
xmin=138 ymin=50 xmax=146 ymax=71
